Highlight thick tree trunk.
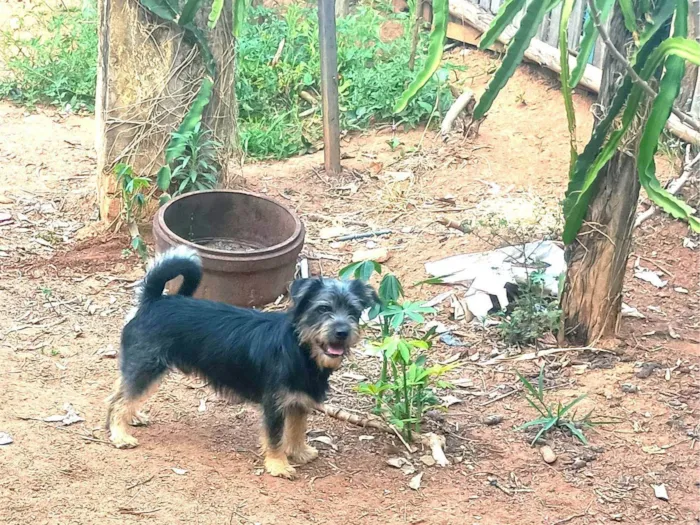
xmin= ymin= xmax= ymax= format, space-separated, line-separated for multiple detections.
xmin=561 ymin=4 xmax=642 ymax=345
xmin=96 ymin=0 xmax=238 ymax=221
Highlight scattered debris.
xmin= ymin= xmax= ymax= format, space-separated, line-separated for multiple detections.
xmin=652 ymin=483 xmax=669 ymax=501
xmin=683 ymin=237 xmax=697 ymax=249
xmin=99 ymin=345 xmax=118 ymax=358
xmin=352 ymin=248 xmax=389 ymax=263
xmin=198 ymin=398 xmax=207 ymax=412
xmin=319 ymin=226 xmax=348 ymax=240
xmin=341 ymin=372 xmax=367 ymax=381
xmin=483 ymin=414 xmax=503 ymax=426
xmin=441 ymin=395 xmax=462 ymax=407
xmin=425 ymin=241 xmax=565 ymax=319
xmin=621 ymin=384 xmax=638 ymax=394
xmin=572 ymin=459 xmax=587 ymax=470
xmin=420 ymin=454 xmax=436 ymax=467
xmin=299 ymin=258 xmax=309 ymax=279
xmin=42 ymin=404 xmax=85 ymax=426
xmin=337 ymin=229 xmax=392 ymax=242
xmin=540 ymin=445 xmax=557 ymax=464
xmin=358 ymin=435 xmax=374 ymax=441
xmin=674 ymin=286 xmax=689 ymax=294
xmin=171 ymin=468 xmax=188 ymax=475
xmin=621 ymin=303 xmax=645 ymax=319
xmin=422 ymin=432 xmax=449 ymax=467
xmin=642 ymin=445 xmax=666 ymax=455
xmin=309 ymin=435 xmax=337 ymax=450
xmin=668 ymin=325 xmax=681 ymax=340
xmin=636 ymin=363 xmax=661 ymax=379
xmin=408 ymin=472 xmax=423 ymax=490
xmin=0 ymin=432 xmax=13 ymax=446
xmin=440 ymin=333 xmax=468 ymax=347
xmin=386 ymin=457 xmax=416 ymax=475
xmin=633 ymin=261 xmax=668 ymax=288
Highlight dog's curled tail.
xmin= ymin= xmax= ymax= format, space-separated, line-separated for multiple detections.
xmin=139 ymin=245 xmax=203 ymax=303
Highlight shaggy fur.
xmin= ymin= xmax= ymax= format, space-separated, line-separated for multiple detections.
xmin=106 ymin=246 xmax=378 ymax=479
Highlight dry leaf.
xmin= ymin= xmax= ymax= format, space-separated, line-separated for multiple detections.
xmin=172 ymin=468 xmax=188 ymax=475
xmin=0 ymin=432 xmax=13 ymax=445
xmin=652 ymin=483 xmax=669 ymax=501
xmin=409 ymin=472 xmax=423 ymax=490
xmin=309 ymin=435 xmax=337 ymax=450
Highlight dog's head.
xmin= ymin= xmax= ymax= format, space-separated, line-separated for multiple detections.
xmin=290 ymin=278 xmax=379 ymax=370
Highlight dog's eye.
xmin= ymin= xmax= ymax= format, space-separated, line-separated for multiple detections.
xmin=317 ymin=305 xmax=331 ymax=314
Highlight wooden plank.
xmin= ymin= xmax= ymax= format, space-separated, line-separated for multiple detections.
xmin=489 ymin=0 xmax=501 ymax=15
xmin=546 ymin=1 xmax=563 ymax=47
xmin=567 ymin=0 xmax=585 ymax=49
xmin=447 ymin=19 xmax=505 ymax=51
xmin=318 ymin=0 xmax=341 ymax=175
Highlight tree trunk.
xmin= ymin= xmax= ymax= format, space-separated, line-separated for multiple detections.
xmin=561 ymin=3 xmax=642 ymax=345
xmin=96 ymin=0 xmax=238 ymax=221
xmin=679 ymin=0 xmax=699 ymax=118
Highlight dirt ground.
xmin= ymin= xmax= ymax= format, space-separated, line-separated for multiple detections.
xmin=1 ymin=48 xmax=699 ymax=525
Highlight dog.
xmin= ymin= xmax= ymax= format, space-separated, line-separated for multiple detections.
xmin=106 ymin=245 xmax=378 ymax=478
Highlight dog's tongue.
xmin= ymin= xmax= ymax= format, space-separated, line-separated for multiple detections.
xmin=326 ymin=345 xmax=344 ymax=356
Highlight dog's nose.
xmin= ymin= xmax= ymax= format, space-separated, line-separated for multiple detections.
xmin=334 ymin=328 xmax=349 ymax=340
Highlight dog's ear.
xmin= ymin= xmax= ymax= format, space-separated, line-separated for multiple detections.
xmin=348 ymin=280 xmax=380 ymax=310
xmin=289 ymin=278 xmax=323 ymax=309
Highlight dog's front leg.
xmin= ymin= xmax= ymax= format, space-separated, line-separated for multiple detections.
xmin=284 ymin=407 xmax=318 ymax=465
xmin=261 ymin=398 xmax=296 ymax=479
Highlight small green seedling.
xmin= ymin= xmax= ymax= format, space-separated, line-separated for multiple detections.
xmin=515 ymin=366 xmax=619 ymax=445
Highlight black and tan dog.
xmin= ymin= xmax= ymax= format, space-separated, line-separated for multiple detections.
xmin=106 ymin=246 xmax=378 ymax=478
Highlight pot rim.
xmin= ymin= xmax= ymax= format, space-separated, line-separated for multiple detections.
xmin=155 ymin=189 xmax=304 ymax=259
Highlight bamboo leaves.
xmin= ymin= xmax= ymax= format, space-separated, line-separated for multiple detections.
xmin=394 ymin=0 xmax=448 ymax=114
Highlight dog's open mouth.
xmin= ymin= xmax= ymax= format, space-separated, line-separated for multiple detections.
xmin=323 ymin=344 xmax=346 ymax=357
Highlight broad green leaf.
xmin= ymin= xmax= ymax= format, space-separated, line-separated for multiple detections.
xmin=478 ymin=0 xmax=527 ymax=50
xmin=208 ymin=0 xmax=224 ymax=29
xmin=397 ymin=339 xmax=411 ymax=364
xmin=139 ymin=0 xmax=178 ymax=21
xmin=559 ymin=0 xmax=578 ymax=175
xmin=637 ymin=4 xmax=700 ymax=232
xmin=619 ymin=0 xmax=638 ymax=33
xmin=178 ymin=0 xmax=203 ymax=27
xmin=559 ymin=394 xmax=587 ymax=416
xmin=339 ymin=260 xmax=381 ymax=281
xmin=233 ymin=0 xmax=247 ymax=37
xmin=393 ymin=0 xmax=448 ymax=113
xmin=164 ymin=77 xmax=214 ymax=165
xmin=473 ymin=0 xmax=550 ymax=120
xmin=570 ymin=0 xmax=614 ymax=88
xmin=156 ymin=165 xmax=172 ymax=191
xmin=635 ymin=0 xmax=676 ymax=57
xmin=379 ymin=274 xmax=404 ymax=302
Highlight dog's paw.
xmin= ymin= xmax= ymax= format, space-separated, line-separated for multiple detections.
xmin=110 ymin=432 xmax=139 ymax=449
xmin=264 ymin=456 xmax=296 ymax=479
xmin=288 ymin=444 xmax=318 ymax=465
xmin=130 ymin=411 xmax=150 ymax=427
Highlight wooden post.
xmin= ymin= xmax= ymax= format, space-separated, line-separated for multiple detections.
xmin=318 ymin=0 xmax=342 ymax=175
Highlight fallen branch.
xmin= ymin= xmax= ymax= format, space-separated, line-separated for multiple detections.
xmin=319 ymin=404 xmax=448 ymax=463
xmin=437 ymin=217 xmax=466 ymax=232
xmin=635 ymin=145 xmax=700 ymax=227
xmin=440 ymin=89 xmax=475 ymax=138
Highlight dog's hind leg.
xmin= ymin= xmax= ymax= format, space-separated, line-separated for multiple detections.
xmin=261 ymin=397 xmax=296 ymax=479
xmin=284 ymin=407 xmax=318 ymax=465
xmin=106 ymin=372 xmax=163 ymax=449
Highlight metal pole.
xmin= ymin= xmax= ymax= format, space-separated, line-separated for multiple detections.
xmin=318 ymin=0 xmax=342 ymax=175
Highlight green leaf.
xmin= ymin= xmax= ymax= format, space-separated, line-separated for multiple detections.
xmin=156 ymin=165 xmax=172 ymax=191
xmin=636 ymin=3 xmax=699 ymax=232
xmin=478 ymin=0 xmax=527 ymax=50
xmin=397 ymin=339 xmax=411 ymax=364
xmin=164 ymin=77 xmax=214 ymax=165
xmin=559 ymin=0 xmax=578 ymax=175
xmin=233 ymin=0 xmax=247 ymax=37
xmin=562 ymin=422 xmax=588 ymax=444
xmin=208 ymin=0 xmax=224 ymax=28
xmin=619 ymin=0 xmax=638 ymax=33
xmin=559 ymin=394 xmax=587 ymax=416
xmin=537 ymin=365 xmax=544 ymax=399
xmin=139 ymin=0 xmax=178 ymax=21
xmin=570 ymin=0 xmax=614 ymax=88
xmin=514 ymin=417 xmax=552 ymax=431
xmin=178 ymin=0 xmax=203 ymax=27
xmin=339 ymin=260 xmax=381 ymax=281
xmin=635 ymin=0 xmax=676 ymax=58
xmin=473 ymin=0 xmax=550 ymax=120
xmin=379 ymin=274 xmax=404 ymax=303
xmin=393 ymin=0 xmax=448 ymax=113
xmin=562 ymin=29 xmax=666 ymax=242
xmin=159 ymin=193 xmax=172 ymax=206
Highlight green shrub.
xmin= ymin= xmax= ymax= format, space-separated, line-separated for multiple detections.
xmin=237 ymin=5 xmax=455 ymax=159
xmin=0 ymin=1 xmax=98 ymax=109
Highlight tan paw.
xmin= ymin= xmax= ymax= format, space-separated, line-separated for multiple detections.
xmin=110 ymin=431 xmax=139 ymax=449
xmin=130 ymin=411 xmax=150 ymax=427
xmin=264 ymin=456 xmax=296 ymax=479
xmin=288 ymin=444 xmax=318 ymax=465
